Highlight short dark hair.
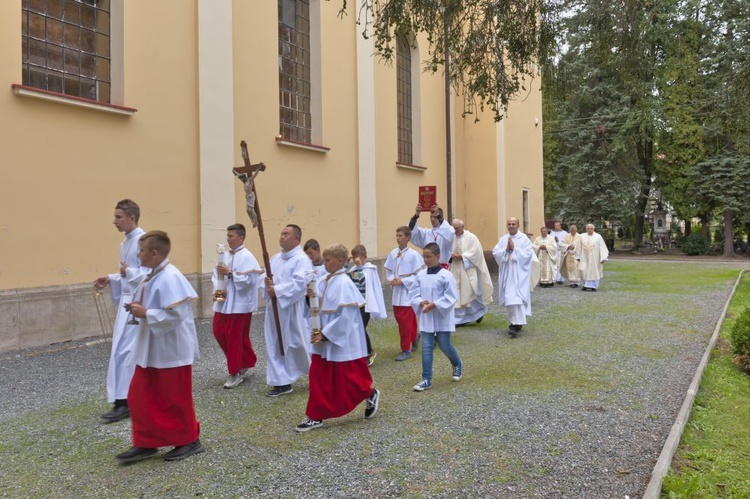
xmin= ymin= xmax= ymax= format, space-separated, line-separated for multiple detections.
xmin=424 ymin=242 xmax=440 ymax=255
xmin=286 ymin=224 xmax=302 ymax=240
xmin=397 ymin=226 xmax=411 ymax=237
xmin=351 ymin=244 xmax=367 ymax=257
xmin=140 ymin=230 xmax=171 ymax=257
xmin=303 ymin=238 xmax=320 ymax=251
xmin=115 ymin=199 xmax=140 ymax=223
xmin=227 ymin=223 xmax=246 ymax=238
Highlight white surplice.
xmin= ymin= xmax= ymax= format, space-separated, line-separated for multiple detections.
xmin=212 ymin=246 xmax=263 ymax=314
xmin=409 ymin=268 xmax=458 ymax=333
xmin=384 ymin=246 xmax=425 ymax=306
xmin=410 ymin=219 xmax=455 ymax=265
xmin=312 ymin=270 xmax=368 ymax=361
xmin=128 ymin=259 xmax=200 ymax=369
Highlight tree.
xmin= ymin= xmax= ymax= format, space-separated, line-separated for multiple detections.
xmin=338 ymin=0 xmax=559 ymax=121
xmin=542 ymin=0 xmax=664 ymax=243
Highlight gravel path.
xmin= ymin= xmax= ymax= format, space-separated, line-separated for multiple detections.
xmin=0 ymin=259 xmax=746 ymax=498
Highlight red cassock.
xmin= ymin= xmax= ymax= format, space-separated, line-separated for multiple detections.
xmin=305 ymin=355 xmax=373 ymax=420
xmin=128 ymin=365 xmax=200 ymax=448
xmin=393 ymin=305 xmax=418 ymax=351
xmin=212 ymin=312 xmax=257 ymax=374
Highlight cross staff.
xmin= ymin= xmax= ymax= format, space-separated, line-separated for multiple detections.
xmin=233 ymin=140 xmax=284 ymax=356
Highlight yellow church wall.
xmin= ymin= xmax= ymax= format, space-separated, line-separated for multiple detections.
xmin=0 ymin=1 xmax=201 ymax=350
xmin=502 ymin=75 xmax=545 ymax=237
xmin=232 ymin=0 xmax=361 ymax=255
xmin=0 ymin=1 xmax=544 ymax=351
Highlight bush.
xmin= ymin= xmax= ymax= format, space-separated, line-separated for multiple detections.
xmin=682 ymin=233 xmax=712 ymax=255
xmin=730 ymin=307 xmax=750 ymax=373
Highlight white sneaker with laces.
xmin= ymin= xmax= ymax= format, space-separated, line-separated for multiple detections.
xmin=223 ymin=374 xmax=244 ymax=389
xmin=413 ymin=379 xmax=432 ymax=392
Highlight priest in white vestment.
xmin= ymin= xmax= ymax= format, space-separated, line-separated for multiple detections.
xmin=450 ymin=219 xmax=493 ymax=325
xmin=576 ymin=224 xmax=610 ymax=291
xmin=263 ymin=224 xmax=313 ymax=397
xmin=408 ymin=204 xmax=455 ymax=267
xmin=533 ymin=226 xmax=558 ymax=288
xmin=559 ymin=225 xmax=581 ymax=288
xmin=492 ymin=217 xmax=539 ymax=337
xmin=549 ymin=221 xmax=568 ymax=284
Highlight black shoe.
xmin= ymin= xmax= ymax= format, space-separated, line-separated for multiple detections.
xmin=267 ymin=385 xmax=293 ymax=397
xmin=163 ymin=439 xmax=205 ymax=462
xmin=295 ymin=418 xmax=323 ymax=432
xmin=476 ymin=316 xmax=484 ymax=324
xmin=412 ymin=333 xmax=421 ymax=351
xmin=101 ymin=405 xmax=130 ymax=423
xmin=116 ymin=446 xmax=158 ymax=464
xmin=364 ymin=389 xmax=380 ymax=419
xmin=570 ymin=284 xmax=578 ymax=288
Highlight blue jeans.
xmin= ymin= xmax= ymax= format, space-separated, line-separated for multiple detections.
xmin=421 ymin=331 xmax=461 ymax=382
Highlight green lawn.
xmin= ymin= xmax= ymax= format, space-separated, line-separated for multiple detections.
xmin=662 ymin=272 xmax=750 ymax=498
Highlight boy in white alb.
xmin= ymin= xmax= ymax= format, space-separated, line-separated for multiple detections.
xmin=212 ymin=224 xmax=263 ymax=389
xmin=409 ymin=243 xmax=463 ymax=391
xmin=116 ymin=230 xmax=203 ymax=464
xmin=295 ymin=244 xmax=380 ymax=432
xmin=384 ymin=226 xmax=425 ymax=361
xmin=348 ymin=244 xmax=387 ymax=366
xmin=93 ymin=199 xmax=149 ymax=423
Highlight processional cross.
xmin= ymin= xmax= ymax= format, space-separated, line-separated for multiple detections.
xmin=233 ymin=140 xmax=284 ymax=356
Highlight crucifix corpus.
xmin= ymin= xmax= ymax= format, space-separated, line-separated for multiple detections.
xmin=232 ymin=140 xmax=284 ymax=356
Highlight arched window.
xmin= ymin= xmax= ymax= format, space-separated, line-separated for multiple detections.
xmin=396 ymin=36 xmax=413 ymax=165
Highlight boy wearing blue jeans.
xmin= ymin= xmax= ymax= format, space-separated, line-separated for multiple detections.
xmin=409 ymin=243 xmax=463 ymax=391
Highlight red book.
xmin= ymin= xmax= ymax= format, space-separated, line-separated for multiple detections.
xmin=418 ymin=186 xmax=437 ymax=211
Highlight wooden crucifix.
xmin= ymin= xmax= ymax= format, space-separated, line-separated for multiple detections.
xmin=233 ymin=140 xmax=284 ymax=356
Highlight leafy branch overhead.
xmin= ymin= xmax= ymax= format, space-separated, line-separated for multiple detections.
xmin=338 ymin=0 xmax=557 ymax=121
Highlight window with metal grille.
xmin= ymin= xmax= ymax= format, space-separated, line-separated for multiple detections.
xmin=278 ymin=0 xmax=311 ymax=144
xmin=22 ymin=0 xmax=111 ymax=103
xmin=396 ymin=36 xmax=413 ymax=165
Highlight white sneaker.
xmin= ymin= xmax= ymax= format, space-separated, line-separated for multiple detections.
xmin=223 ymin=374 xmax=244 ymax=389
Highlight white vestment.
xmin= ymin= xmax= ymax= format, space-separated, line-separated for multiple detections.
xmin=450 ymin=230 xmax=493 ymax=324
xmin=492 ymin=232 xmax=538 ymax=325
xmin=549 ymin=229 xmax=568 ymax=282
xmin=409 ymin=268 xmax=458 ymax=333
xmin=559 ymin=233 xmax=581 ymax=283
xmin=576 ymin=232 xmax=610 ymax=289
xmin=128 ymin=260 xmax=200 ymax=369
xmin=106 ymin=227 xmax=148 ymax=403
xmin=410 ymin=219 xmax=455 ymax=266
xmin=533 ymin=235 xmax=559 ymax=285
xmin=384 ymin=247 xmax=425 ymax=307
xmin=312 ymin=270 xmax=368 ymax=361
xmin=350 ymin=262 xmax=387 ymax=319
xmin=212 ymin=246 xmax=263 ymax=314
xmin=263 ymin=245 xmax=313 ymax=386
